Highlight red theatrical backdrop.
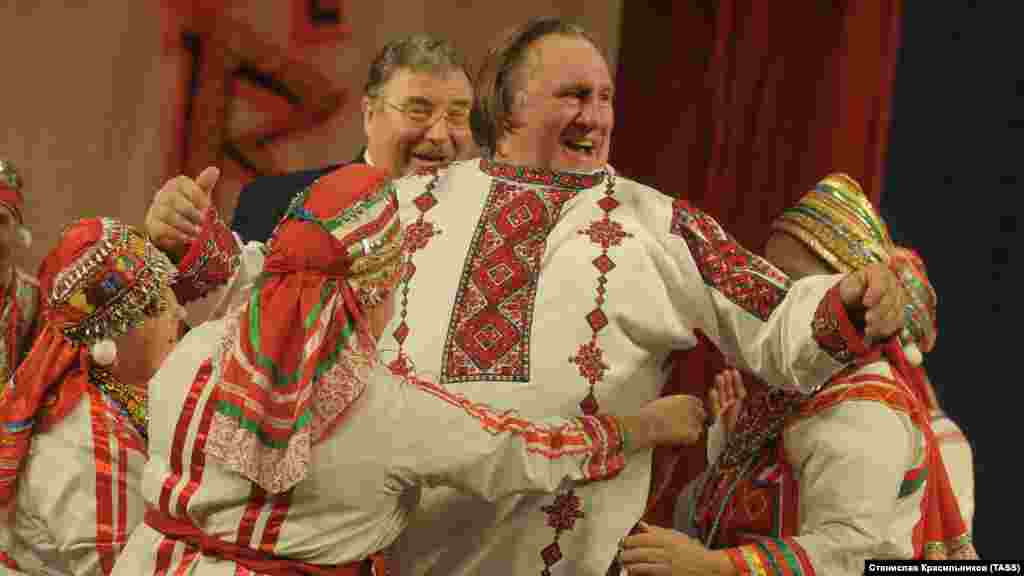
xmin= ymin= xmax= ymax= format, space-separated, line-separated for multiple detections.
xmin=610 ymin=0 xmax=902 ymax=527
xmin=158 ymin=0 xmax=350 ymax=220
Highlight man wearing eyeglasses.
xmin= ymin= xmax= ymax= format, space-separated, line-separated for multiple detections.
xmin=231 ymin=34 xmax=475 ymax=243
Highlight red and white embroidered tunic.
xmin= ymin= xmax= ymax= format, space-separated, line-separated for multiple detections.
xmin=381 ymin=159 xmax=872 ymax=576
xmin=163 ymin=159 xmax=871 ymax=576
xmin=0 ymin=212 xmax=240 ymax=576
xmin=110 ymin=304 xmax=627 ymax=574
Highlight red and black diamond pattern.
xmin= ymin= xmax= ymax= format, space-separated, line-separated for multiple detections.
xmin=441 ymin=180 xmax=576 ymax=383
xmin=669 ymin=199 xmax=791 ymax=322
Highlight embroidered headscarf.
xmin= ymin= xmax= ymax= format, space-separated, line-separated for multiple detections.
xmin=205 ymin=164 xmax=402 ymax=494
xmin=768 ymin=173 xmax=975 ymax=559
xmin=0 ymin=218 xmax=177 ymax=507
xmin=0 ymin=159 xmax=32 ymax=247
xmin=771 ymin=173 xmax=936 ymax=365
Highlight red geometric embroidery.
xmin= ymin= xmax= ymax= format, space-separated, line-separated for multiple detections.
xmin=402 ymin=260 xmax=416 ymax=282
xmin=388 ymin=173 xmax=443 ymax=379
xmin=542 ymin=491 xmax=586 ymax=531
xmin=578 ymin=390 xmax=599 ymax=417
xmin=470 ymin=161 xmax=616 ymax=575
xmin=0 ymin=550 xmax=20 ymax=571
xmin=669 ymin=199 xmax=791 ymax=321
xmin=538 ymin=487 xmax=586 ymax=572
xmin=810 ymin=283 xmax=862 ymax=364
xmin=592 ymin=254 xmax=615 ymax=274
xmin=585 ymin=308 xmax=609 ymax=332
xmin=459 ymin=310 xmax=519 ymax=368
xmin=481 ymin=158 xmax=603 ymax=190
xmin=392 ymin=322 xmax=409 ymax=345
xmin=540 ymin=169 xmax=629 ymax=574
xmin=596 ymin=195 xmax=620 ymax=212
xmin=569 ymin=339 xmax=610 ymax=389
xmin=412 ymin=190 xmax=438 ymax=212
xmin=173 ymin=207 xmax=242 ymax=305
xmin=540 ymin=541 xmax=563 ymax=567
xmin=579 ymin=218 xmax=630 ymax=249
xmin=441 ymin=180 xmax=576 ymax=383
xmin=403 ymin=220 xmax=439 ymax=254
xmin=569 ymin=172 xmax=631 ymax=413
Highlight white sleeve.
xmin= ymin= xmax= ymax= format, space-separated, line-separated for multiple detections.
xmin=389 ymin=377 xmax=627 ymax=502
xmin=15 ymin=441 xmax=123 ymax=576
xmin=650 ymin=198 xmax=871 ymax=395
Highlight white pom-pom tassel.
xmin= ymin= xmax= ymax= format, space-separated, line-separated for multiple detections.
xmin=899 ymin=328 xmax=923 ymax=367
xmin=903 ymin=342 xmax=923 ymax=367
xmin=17 ymin=226 xmax=31 ymax=248
xmin=90 ymin=339 xmax=117 ymax=366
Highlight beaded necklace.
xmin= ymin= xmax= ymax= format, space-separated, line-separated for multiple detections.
xmin=691 ymin=388 xmax=802 ymax=547
xmin=89 ymin=365 xmax=148 ymax=440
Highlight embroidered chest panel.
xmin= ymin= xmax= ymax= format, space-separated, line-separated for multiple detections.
xmin=440 ymin=179 xmax=578 ymax=383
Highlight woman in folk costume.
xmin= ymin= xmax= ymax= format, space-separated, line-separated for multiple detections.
xmin=0 ymin=218 xmax=184 ymax=575
xmin=619 ymin=174 xmax=976 ymax=575
xmin=0 ymin=160 xmax=41 ymax=387
xmin=767 ymin=177 xmax=974 ymax=533
xmin=110 ymin=164 xmax=707 ymax=575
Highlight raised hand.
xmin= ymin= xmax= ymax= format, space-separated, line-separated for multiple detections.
xmin=618 ymin=394 xmax=707 ymax=453
xmin=709 ymin=368 xmax=746 ymax=439
xmin=838 ymin=261 xmax=909 ymax=341
xmin=145 ymin=167 xmax=220 ymax=259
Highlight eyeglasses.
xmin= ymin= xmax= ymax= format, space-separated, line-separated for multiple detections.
xmin=383 ymin=100 xmax=471 ymax=130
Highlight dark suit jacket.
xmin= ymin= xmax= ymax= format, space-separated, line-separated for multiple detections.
xmin=231 ymin=149 xmax=367 ymax=243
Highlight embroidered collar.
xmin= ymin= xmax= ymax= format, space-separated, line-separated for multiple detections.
xmin=480 ymin=158 xmax=606 ymax=191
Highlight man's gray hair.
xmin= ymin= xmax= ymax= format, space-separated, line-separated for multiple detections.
xmin=471 ymin=18 xmax=599 ymax=153
xmin=364 ymin=35 xmax=471 ymax=98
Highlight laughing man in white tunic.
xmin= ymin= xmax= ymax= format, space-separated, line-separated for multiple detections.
xmin=144 ymin=18 xmax=917 ymax=576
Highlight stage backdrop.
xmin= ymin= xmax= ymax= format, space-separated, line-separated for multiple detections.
xmin=1 ymin=0 xmax=623 ymax=270
xmin=610 ymin=0 xmax=902 ymax=527
xmin=0 ymin=3 xmax=172 ymax=272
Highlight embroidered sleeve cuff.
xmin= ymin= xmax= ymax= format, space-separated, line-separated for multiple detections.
xmin=726 ymin=538 xmax=816 ymax=576
xmin=578 ymin=414 xmax=626 ymax=481
xmin=810 ymin=281 xmax=871 ymax=364
xmin=0 ymin=551 xmax=21 ymax=572
xmin=172 ymin=208 xmax=242 ymax=305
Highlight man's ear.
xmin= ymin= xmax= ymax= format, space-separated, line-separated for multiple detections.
xmin=513 ymin=90 xmax=529 ymax=110
xmin=362 ymin=96 xmax=375 ymax=135
xmin=501 ymin=90 xmax=529 ymax=134
xmin=17 ymin=226 xmax=31 ymax=248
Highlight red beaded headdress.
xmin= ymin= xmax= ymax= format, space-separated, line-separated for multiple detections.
xmin=0 ymin=218 xmax=177 ymax=508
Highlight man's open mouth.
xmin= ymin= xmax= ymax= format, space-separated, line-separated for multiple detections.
xmin=412 ymin=153 xmax=448 ymax=163
xmin=563 ymin=138 xmax=596 ymax=156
